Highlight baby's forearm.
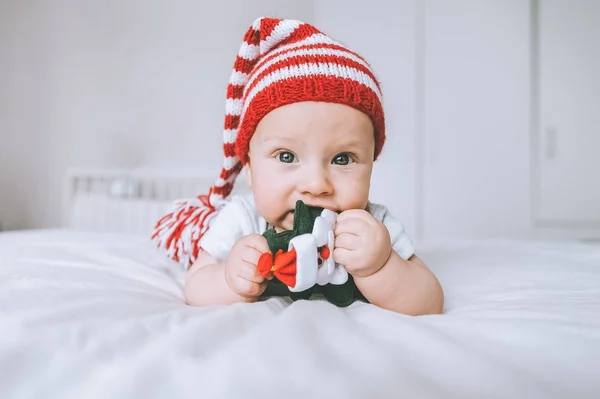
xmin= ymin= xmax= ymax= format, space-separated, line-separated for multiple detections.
xmin=354 ymin=252 xmax=444 ymax=315
xmin=184 ymin=262 xmax=254 ymax=306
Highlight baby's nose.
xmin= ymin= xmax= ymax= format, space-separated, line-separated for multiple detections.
xmin=299 ymin=167 xmax=333 ymax=196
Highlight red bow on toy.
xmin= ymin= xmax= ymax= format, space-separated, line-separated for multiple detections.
xmin=258 ymin=249 xmax=297 ymax=287
xmin=257 ymin=246 xmax=332 ymax=288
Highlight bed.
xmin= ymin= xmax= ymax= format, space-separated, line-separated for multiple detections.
xmin=1 ymin=226 xmax=599 ymax=398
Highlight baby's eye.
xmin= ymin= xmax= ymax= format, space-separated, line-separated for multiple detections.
xmin=332 ymin=153 xmax=354 ymax=165
xmin=277 ymin=151 xmax=296 ymax=163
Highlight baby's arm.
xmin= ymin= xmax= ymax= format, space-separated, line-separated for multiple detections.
xmin=184 ymin=252 xmax=245 ymax=306
xmin=334 ymin=208 xmax=443 ymax=315
xmin=353 ymin=253 xmax=444 ymax=316
xmin=184 ymin=234 xmax=271 ymax=306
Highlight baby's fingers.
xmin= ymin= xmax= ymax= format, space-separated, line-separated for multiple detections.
xmin=241 ymin=242 xmax=271 ymax=266
xmin=332 ymin=247 xmax=353 ymax=266
xmin=334 ymin=233 xmax=360 ymax=250
xmin=238 ymin=261 xmax=266 ymax=284
xmin=244 ymin=234 xmax=271 ymax=254
xmin=232 ymin=277 xmax=266 ymax=298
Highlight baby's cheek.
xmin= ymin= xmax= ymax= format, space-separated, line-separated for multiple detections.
xmin=337 ymin=175 xmax=370 ymax=208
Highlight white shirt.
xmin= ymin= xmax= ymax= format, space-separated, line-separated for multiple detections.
xmin=199 ymin=193 xmax=415 ymax=263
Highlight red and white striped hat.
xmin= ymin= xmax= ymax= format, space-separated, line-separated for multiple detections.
xmin=153 ymin=17 xmax=386 ymax=266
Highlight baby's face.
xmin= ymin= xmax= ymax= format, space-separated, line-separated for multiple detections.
xmin=246 ymin=101 xmax=375 ymax=231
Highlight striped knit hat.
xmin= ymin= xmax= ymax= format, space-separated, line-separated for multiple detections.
xmin=152 ymin=17 xmax=385 ymax=266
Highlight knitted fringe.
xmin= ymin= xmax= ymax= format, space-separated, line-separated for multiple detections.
xmin=151 ymin=194 xmax=222 ymax=268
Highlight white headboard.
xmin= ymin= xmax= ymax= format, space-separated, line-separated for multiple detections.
xmin=63 ymin=167 xmax=250 ymax=235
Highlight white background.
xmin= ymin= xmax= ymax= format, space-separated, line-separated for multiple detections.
xmin=1 ymin=0 xmax=598 ymax=244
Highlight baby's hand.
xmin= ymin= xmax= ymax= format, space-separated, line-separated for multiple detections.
xmin=333 ymin=209 xmax=392 ymax=278
xmin=225 ymin=234 xmax=272 ymax=299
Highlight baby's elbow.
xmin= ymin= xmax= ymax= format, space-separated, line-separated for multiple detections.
xmin=402 ymin=272 xmax=445 ymax=316
xmin=426 ymin=283 xmax=445 ymax=315
xmin=415 ymin=269 xmax=444 ymax=315
xmin=412 ymin=256 xmax=445 ymax=315
xmin=183 ymin=271 xmax=205 ymax=307
xmin=380 ymin=289 xmax=444 ymax=316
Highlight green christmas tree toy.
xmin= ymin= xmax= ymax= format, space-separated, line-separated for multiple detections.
xmin=257 ymin=200 xmax=365 ymax=307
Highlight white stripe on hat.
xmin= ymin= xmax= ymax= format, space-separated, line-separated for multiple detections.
xmin=223 ymin=129 xmax=237 ymax=144
xmin=229 ymin=70 xmax=249 ymax=86
xmin=223 ymin=155 xmax=239 ymax=171
xmin=238 ymin=42 xmax=260 ymax=61
xmin=209 ymin=192 xmax=225 ymax=205
xmin=225 ymin=98 xmax=243 ymax=115
xmin=214 ymin=177 xmax=227 ymax=187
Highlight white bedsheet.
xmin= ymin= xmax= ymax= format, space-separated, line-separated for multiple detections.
xmin=0 ymin=229 xmax=599 ymax=398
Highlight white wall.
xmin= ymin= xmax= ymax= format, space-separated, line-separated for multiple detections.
xmin=536 ymin=0 xmax=600 ymax=226
xmin=421 ymin=0 xmax=532 ymax=242
xmin=0 ymin=0 xmax=313 ymax=229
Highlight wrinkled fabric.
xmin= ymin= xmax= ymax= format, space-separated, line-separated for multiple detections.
xmin=0 ymin=229 xmax=599 ymax=399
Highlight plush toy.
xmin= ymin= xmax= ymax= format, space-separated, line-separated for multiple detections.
xmin=257 ymin=200 xmax=349 ymax=292
xmin=257 ymin=201 xmax=363 ymax=307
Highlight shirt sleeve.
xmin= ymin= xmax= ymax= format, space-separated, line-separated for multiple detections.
xmin=372 ymin=205 xmax=415 ymax=260
xmin=199 ymin=194 xmax=262 ymax=263
xmin=387 ymin=218 xmax=415 ymax=260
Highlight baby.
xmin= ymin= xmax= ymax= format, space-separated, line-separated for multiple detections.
xmin=152 ymin=17 xmax=444 ymax=315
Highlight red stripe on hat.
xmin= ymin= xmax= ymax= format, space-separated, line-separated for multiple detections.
xmin=227 ymin=84 xmax=245 ymax=99
xmin=218 ymin=168 xmax=234 ymax=182
xmin=273 ymin=23 xmax=320 ymax=52
xmin=224 ymin=115 xmax=240 ymax=130
xmin=192 ymin=240 xmax=201 ymax=260
xmin=221 ymin=183 xmax=234 ymax=198
xmin=211 ymin=181 xmax=233 ymax=197
xmin=244 ymin=53 xmax=380 ymax=100
xmin=259 ymin=18 xmax=281 ymax=42
xmin=243 ymin=27 xmax=260 ymax=45
xmin=233 ymin=56 xmax=259 ymax=75
xmin=223 ymin=142 xmax=236 ymax=157
xmin=219 ymin=161 xmax=243 ymax=180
